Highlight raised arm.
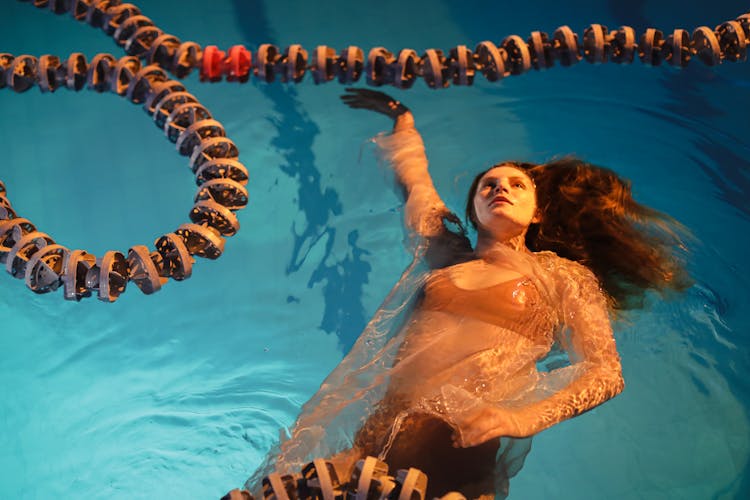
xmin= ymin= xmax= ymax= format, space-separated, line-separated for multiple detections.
xmin=341 ymin=88 xmax=452 ymax=239
xmin=454 ymin=259 xmax=625 ymax=446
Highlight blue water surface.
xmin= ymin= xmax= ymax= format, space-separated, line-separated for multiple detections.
xmin=1 ymin=1 xmax=749 ymax=498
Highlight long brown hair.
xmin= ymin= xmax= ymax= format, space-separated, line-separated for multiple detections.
xmin=465 ymin=158 xmax=691 ymax=309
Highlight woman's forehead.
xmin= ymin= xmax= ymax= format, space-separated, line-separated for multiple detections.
xmin=480 ymin=165 xmax=533 ymax=182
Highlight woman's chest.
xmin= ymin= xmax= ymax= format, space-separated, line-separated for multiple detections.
xmin=420 ymin=260 xmax=553 ymax=335
xmin=441 ymin=259 xmax=526 ymax=289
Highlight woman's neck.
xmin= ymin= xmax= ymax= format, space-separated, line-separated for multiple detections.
xmin=475 ymin=232 xmax=529 ymax=258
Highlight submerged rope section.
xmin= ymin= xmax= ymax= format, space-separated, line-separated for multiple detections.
xmin=0 ymin=1 xmax=748 ymax=302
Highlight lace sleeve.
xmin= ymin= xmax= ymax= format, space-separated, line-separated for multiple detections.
xmin=514 ymin=257 xmax=625 ymax=435
xmin=375 ymin=114 xmax=472 ymax=267
xmin=439 ymin=253 xmax=625 ymax=447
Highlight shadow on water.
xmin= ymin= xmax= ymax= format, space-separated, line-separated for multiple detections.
xmin=231 ymin=0 xmax=371 ymax=352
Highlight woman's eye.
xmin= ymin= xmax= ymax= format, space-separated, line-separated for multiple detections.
xmin=513 ymin=182 xmax=525 ymax=189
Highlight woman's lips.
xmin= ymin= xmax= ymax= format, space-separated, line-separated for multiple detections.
xmin=490 ymin=196 xmax=512 ymax=205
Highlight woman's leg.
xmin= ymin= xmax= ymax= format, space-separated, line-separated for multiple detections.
xmin=382 ymin=413 xmax=499 ymax=498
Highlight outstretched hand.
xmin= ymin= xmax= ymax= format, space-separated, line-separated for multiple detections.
xmin=340 ymin=88 xmax=410 ymax=120
xmin=452 ymin=406 xmax=527 ymax=448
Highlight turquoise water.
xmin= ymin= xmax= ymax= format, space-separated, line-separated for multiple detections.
xmin=1 ymin=0 xmax=749 ymax=498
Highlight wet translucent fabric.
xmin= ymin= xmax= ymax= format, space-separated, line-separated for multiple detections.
xmin=246 ymin=124 xmax=623 ymax=497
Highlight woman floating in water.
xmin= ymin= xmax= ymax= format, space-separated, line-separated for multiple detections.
xmin=242 ymin=89 xmax=689 ymax=499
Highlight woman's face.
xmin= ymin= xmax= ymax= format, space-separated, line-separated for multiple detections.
xmin=472 ymin=165 xmax=538 ymax=238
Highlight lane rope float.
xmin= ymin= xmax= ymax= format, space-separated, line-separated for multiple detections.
xmin=14 ymin=1 xmax=750 ymax=86
xmin=223 ymin=455 xmax=444 ymax=500
xmin=0 ymin=54 xmax=248 ymax=302
xmin=0 ymin=2 xmax=747 ymax=303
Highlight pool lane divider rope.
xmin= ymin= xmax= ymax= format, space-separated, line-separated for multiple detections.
xmin=0 ymin=55 xmax=248 ymax=301
xmin=223 ymin=455 xmax=462 ymax=500
xmin=13 ymin=1 xmax=750 ymax=86
xmin=0 ymin=1 xmax=748 ymax=303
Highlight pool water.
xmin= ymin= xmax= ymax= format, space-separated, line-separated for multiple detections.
xmin=1 ymin=0 xmax=749 ymax=498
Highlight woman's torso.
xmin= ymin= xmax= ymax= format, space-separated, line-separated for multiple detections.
xmin=387 ymin=256 xmax=559 ymax=405
xmin=351 ymin=255 xmax=559 ymax=491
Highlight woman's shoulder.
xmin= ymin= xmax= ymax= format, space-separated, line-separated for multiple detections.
xmin=531 ymin=250 xmax=599 ymax=284
xmin=529 ymin=251 xmax=612 ymax=315
xmin=532 ymin=250 xmax=573 ymax=268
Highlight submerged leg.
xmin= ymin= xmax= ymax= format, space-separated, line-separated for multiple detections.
xmin=382 ymin=413 xmax=500 ymax=498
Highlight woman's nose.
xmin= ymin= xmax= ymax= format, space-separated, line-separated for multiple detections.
xmin=494 ymin=180 xmax=510 ymax=193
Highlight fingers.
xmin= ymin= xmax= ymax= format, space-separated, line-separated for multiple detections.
xmin=339 ymin=90 xmax=373 ymax=104
xmin=341 ymin=102 xmax=375 ymax=110
xmin=340 ymin=87 xmax=410 ymax=120
xmin=451 ymin=433 xmax=465 ymax=448
xmin=455 ymin=429 xmax=490 ymax=448
xmin=339 ymin=95 xmax=375 ymax=110
xmin=339 ymin=92 xmax=387 ymax=112
xmin=451 ymin=416 xmax=498 ymax=448
xmin=342 ymin=87 xmax=396 ymax=102
xmin=451 ymin=426 xmax=475 ymax=448
xmin=339 ymin=94 xmax=366 ymax=103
